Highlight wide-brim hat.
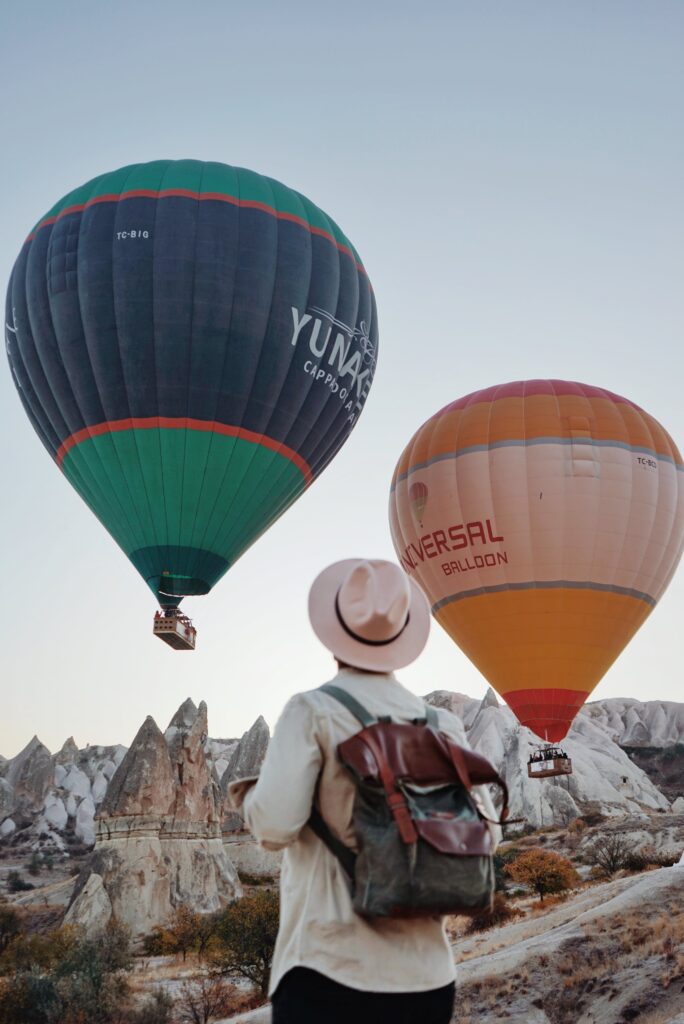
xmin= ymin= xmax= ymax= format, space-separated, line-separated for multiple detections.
xmin=308 ymin=558 xmax=431 ymax=672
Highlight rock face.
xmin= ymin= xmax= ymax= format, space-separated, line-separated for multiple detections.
xmin=221 ymin=716 xmax=270 ymax=787
xmin=424 ymin=690 xmax=673 ymax=828
xmin=0 ymin=736 xmax=53 ymax=824
xmin=55 ymin=737 xmax=80 ymax=766
xmin=101 ymin=717 xmax=176 ymax=817
xmin=581 ymin=698 xmax=684 ymax=748
xmin=0 ymin=736 xmax=127 ymax=850
xmin=67 ymin=699 xmax=241 ymax=937
xmin=220 ymin=716 xmax=270 ymax=834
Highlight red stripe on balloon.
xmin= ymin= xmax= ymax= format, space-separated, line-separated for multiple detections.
xmin=56 ymin=418 xmax=313 ymax=486
xmin=26 ymin=189 xmax=367 ymax=275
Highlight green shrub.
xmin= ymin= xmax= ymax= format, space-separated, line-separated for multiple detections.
xmin=0 ymin=970 xmax=59 ymax=1024
xmin=6 ymin=873 xmax=33 ymax=894
xmin=141 ymin=927 xmax=172 ymax=957
xmin=210 ymin=890 xmax=280 ymax=997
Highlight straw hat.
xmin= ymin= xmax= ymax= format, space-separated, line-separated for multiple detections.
xmin=308 ymin=559 xmax=430 ymax=672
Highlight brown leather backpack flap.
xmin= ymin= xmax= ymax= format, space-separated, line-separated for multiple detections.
xmin=338 ymin=723 xmax=462 ymax=786
xmin=415 ymin=818 xmax=493 ymax=856
xmin=461 ymin=746 xmax=503 ymax=786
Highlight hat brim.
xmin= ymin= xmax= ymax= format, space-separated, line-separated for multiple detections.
xmin=308 ymin=559 xmax=431 ymax=672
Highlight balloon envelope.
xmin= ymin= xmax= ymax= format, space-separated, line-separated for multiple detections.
xmin=389 ymin=380 xmax=684 ymax=741
xmin=6 ymin=160 xmax=377 ymax=607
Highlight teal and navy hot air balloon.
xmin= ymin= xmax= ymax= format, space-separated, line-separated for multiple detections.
xmin=6 ymin=160 xmax=377 ymax=641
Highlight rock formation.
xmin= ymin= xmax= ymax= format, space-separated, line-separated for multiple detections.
xmin=220 ymin=716 xmax=270 ymax=833
xmin=66 ymin=700 xmax=241 ymax=937
xmin=55 ymin=737 xmax=80 ymax=766
xmin=0 ymin=736 xmax=53 ymax=824
xmin=221 ymin=716 xmax=270 ymax=787
xmin=425 ymin=690 xmax=674 ymax=828
xmin=2 ymin=692 xmax=680 ymax=881
xmin=581 ymin=698 xmax=684 ymax=748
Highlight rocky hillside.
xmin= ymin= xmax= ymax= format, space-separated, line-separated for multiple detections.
xmin=425 ymin=691 xmax=682 ymax=828
xmin=1 ymin=693 xmax=681 ymax=849
xmin=447 ymin=862 xmax=684 ymax=1024
xmin=0 ymin=704 xmax=268 ymax=855
xmin=621 ymin=745 xmax=684 ymax=806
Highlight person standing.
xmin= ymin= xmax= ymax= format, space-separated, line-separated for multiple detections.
xmin=229 ymin=558 xmax=501 ymax=1024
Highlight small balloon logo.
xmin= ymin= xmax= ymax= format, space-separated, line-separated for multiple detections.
xmin=409 ymin=481 xmax=428 ymax=525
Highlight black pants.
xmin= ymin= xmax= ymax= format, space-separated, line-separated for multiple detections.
xmin=271 ymin=967 xmax=455 ymax=1024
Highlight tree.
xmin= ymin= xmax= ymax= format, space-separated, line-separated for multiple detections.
xmin=52 ymin=921 xmax=133 ymax=1023
xmin=168 ymin=906 xmax=200 ymax=962
xmin=0 ymin=926 xmax=78 ymax=976
xmin=141 ymin=927 xmax=173 ymax=957
xmin=176 ymin=975 xmax=236 ymax=1023
xmin=586 ymin=833 xmax=635 ymax=877
xmin=27 ymin=853 xmax=42 ymax=878
xmin=505 ymin=849 xmax=579 ymax=902
xmin=195 ymin=913 xmax=220 ymax=961
xmin=210 ymin=890 xmax=279 ymax=997
xmin=0 ymin=908 xmax=20 ymax=958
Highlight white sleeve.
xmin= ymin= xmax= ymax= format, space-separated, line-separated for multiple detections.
xmin=236 ymin=694 xmax=323 ymax=851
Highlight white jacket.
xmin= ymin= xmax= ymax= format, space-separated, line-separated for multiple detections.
xmin=229 ymin=668 xmax=501 ymax=996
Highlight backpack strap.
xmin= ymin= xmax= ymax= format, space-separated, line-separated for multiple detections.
xmin=307 ymin=683 xmax=372 ymax=878
xmin=424 ymin=703 xmax=440 ymax=729
xmin=308 ymin=806 xmax=356 ymax=880
xmin=319 ymin=683 xmax=378 ymax=728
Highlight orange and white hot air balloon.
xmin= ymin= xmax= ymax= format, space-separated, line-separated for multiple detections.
xmin=389 ymin=380 xmax=684 ymax=743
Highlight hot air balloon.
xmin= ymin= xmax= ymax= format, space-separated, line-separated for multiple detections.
xmin=389 ymin=381 xmax=684 ymax=763
xmin=6 ymin=160 xmax=377 ymax=648
xmin=408 ymin=481 xmax=429 ymax=526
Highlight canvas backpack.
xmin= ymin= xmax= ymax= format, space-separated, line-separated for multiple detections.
xmin=308 ymin=684 xmax=511 ymax=920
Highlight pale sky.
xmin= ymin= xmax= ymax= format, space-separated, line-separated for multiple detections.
xmin=1 ymin=1 xmax=682 ymax=758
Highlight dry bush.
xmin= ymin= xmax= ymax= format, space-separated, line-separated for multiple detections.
xmin=568 ymin=819 xmax=587 ymax=834
xmin=529 ymin=892 xmax=571 ymax=915
xmin=638 ymin=1009 xmax=684 ymax=1024
xmin=175 ymin=975 xmax=262 ymax=1023
xmin=466 ymin=892 xmax=524 ymax=933
xmin=623 ymin=846 xmax=680 ymax=872
xmin=585 ymin=832 xmax=635 ymax=876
